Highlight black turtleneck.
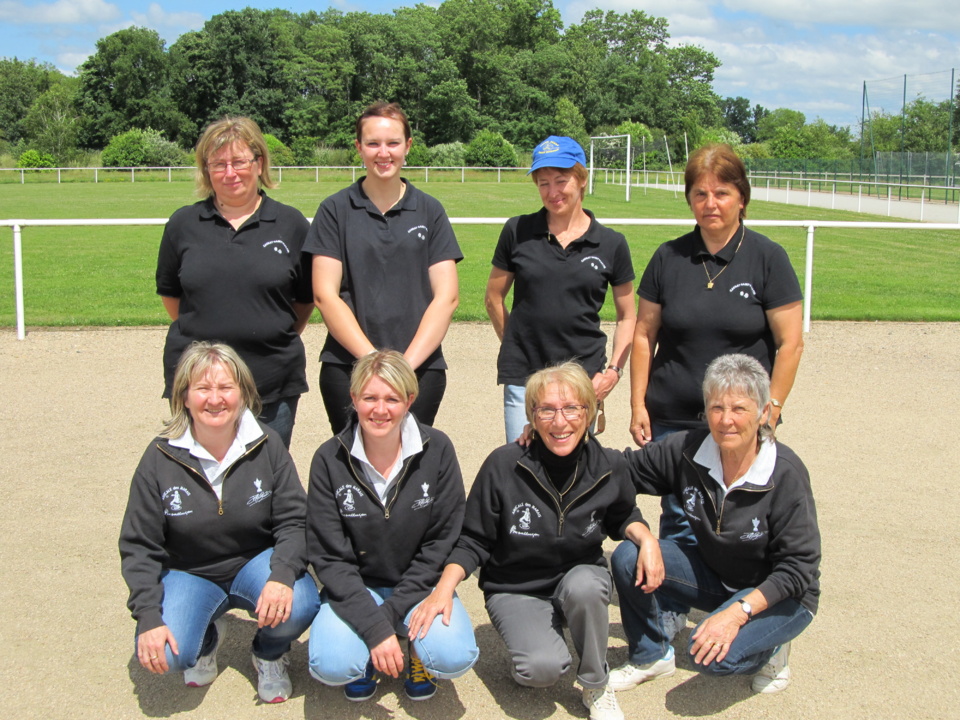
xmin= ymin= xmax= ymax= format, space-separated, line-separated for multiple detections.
xmin=537 ymin=438 xmax=585 ymax=495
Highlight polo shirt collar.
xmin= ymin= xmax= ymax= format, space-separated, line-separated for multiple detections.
xmin=199 ymin=190 xmax=274 ymax=223
xmin=535 ymin=207 xmax=601 ymax=248
xmin=693 ymin=223 xmax=743 ymax=263
xmin=693 ymin=433 xmax=777 ymax=495
xmin=349 ymin=177 xmax=419 ymax=213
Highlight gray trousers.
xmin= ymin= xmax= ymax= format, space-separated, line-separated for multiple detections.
xmin=484 ymin=564 xmax=611 ymax=689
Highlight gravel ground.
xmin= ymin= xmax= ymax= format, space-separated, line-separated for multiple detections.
xmin=1 ymin=321 xmax=956 ymax=720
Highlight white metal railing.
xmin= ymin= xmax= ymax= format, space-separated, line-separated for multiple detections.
xmin=3 ymin=217 xmax=958 ymax=340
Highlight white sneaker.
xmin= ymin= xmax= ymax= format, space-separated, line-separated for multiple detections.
xmin=184 ymin=618 xmax=226 ymax=687
xmin=582 ymin=685 xmax=624 ymax=720
xmin=253 ymin=652 xmax=292 ymax=703
xmin=608 ymin=647 xmax=676 ymax=691
xmin=661 ymin=611 xmax=688 ymax=642
xmin=752 ymin=642 xmax=792 ymax=694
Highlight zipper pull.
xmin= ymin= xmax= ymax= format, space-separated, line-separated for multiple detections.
xmin=218 ymin=500 xmax=224 ymax=516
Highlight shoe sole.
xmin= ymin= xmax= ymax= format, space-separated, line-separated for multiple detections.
xmin=344 ymin=686 xmax=377 ymax=702
xmin=404 ymin=690 xmax=437 ymax=701
xmin=609 ymin=665 xmax=676 ymax=692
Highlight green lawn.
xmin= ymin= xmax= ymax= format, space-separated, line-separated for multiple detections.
xmin=1 ymin=178 xmax=958 ymax=326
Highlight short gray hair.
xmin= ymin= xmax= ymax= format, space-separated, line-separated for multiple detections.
xmin=702 ymin=354 xmax=773 ymax=440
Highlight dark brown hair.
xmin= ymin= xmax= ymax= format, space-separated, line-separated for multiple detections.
xmin=355 ymin=102 xmax=412 ymax=143
xmin=684 ymin=144 xmax=750 ymax=219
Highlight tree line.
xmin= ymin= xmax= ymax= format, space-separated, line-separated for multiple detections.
xmin=1 ymin=0 xmax=958 ymax=169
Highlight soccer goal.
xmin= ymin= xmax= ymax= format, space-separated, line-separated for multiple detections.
xmin=588 ymin=134 xmax=632 ymax=201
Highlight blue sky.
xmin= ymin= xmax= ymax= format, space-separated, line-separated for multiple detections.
xmin=1 ymin=0 xmax=957 ymax=129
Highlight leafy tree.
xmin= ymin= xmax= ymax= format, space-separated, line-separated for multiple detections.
xmin=464 ymin=128 xmax=516 ymax=166
xmin=16 ymin=149 xmax=55 ymax=168
xmin=75 ymin=27 xmax=190 ymax=148
xmin=0 ymin=59 xmax=60 ymax=146
xmin=757 ymin=108 xmax=806 ymax=143
xmin=291 ymin=137 xmax=320 ymax=165
xmin=554 ymin=98 xmax=588 ymax=149
xmin=101 ymin=128 xmax=185 ymax=167
xmin=263 ymin=133 xmax=295 ymax=166
xmin=23 ymin=80 xmax=80 ymax=164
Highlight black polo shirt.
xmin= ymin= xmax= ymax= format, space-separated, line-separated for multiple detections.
xmin=638 ymin=224 xmax=802 ymax=427
xmin=304 ymin=178 xmax=463 ymax=369
xmin=156 ymin=193 xmax=312 ymax=404
xmin=493 ymin=208 xmax=635 ymax=385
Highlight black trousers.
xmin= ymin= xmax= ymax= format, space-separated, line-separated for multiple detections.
xmin=318 ymin=362 xmax=447 ymax=435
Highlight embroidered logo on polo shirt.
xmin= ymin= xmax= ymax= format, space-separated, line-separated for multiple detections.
xmin=581 ymin=510 xmax=601 ymax=538
xmin=682 ymin=486 xmax=704 ymax=521
xmin=336 ymin=484 xmax=367 ymax=518
xmin=740 ymin=517 xmax=765 ymax=541
xmin=730 ymin=282 xmax=756 ymax=300
xmin=407 ymin=225 xmax=428 ymax=241
xmin=509 ymin=502 xmax=542 ymax=538
xmin=581 ymin=255 xmax=607 ymax=272
xmin=247 ymin=477 xmax=272 ymax=506
xmin=411 ymin=481 xmax=434 ymax=510
xmin=263 ymin=239 xmax=290 ymax=254
xmin=163 ymin=486 xmax=193 ymax=517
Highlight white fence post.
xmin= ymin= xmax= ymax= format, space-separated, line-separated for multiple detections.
xmin=13 ymin=224 xmax=25 ymax=340
xmin=804 ymin=225 xmax=815 ymax=334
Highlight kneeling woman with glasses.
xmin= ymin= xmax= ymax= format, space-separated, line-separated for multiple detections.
xmin=410 ymin=362 xmax=661 ymax=720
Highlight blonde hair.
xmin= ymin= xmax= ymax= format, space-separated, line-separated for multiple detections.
xmin=162 ymin=342 xmax=261 ymax=439
xmin=350 ymin=350 xmax=419 ymax=403
xmin=525 ymin=361 xmax=598 ymax=427
xmin=531 ymin=162 xmax=588 ymax=199
xmin=194 ymin=116 xmax=275 ymax=199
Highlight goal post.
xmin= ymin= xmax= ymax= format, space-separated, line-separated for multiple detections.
xmin=589 ymin=134 xmax=632 ymax=202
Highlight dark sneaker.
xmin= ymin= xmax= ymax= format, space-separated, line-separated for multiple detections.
xmin=403 ymin=649 xmax=437 ymax=701
xmin=343 ymin=661 xmax=377 ymax=702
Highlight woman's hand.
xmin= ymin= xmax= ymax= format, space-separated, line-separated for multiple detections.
xmin=592 ymin=369 xmax=619 ymax=402
xmin=370 ymin=635 xmax=405 ymax=678
xmin=137 ymin=625 xmax=178 ymax=674
xmin=255 ymin=580 xmax=293 ymax=629
xmin=634 ymin=536 xmax=664 ymax=593
xmin=690 ymin=606 xmax=746 ymax=666
xmin=630 ymin=405 xmax=653 ymax=446
xmin=408 ymin=588 xmax=454 ymax=640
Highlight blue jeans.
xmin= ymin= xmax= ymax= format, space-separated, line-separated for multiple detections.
xmin=141 ymin=548 xmax=320 ymax=673
xmin=308 ymin=587 xmax=478 ymax=685
xmin=503 ymin=384 xmax=528 ymax=444
xmin=259 ymin=395 xmax=300 ymax=449
xmin=611 ymin=540 xmax=813 ymax=675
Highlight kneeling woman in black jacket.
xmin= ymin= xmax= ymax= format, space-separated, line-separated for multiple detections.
xmin=306 ymin=350 xmax=477 ymax=703
xmin=409 ymin=362 xmax=661 ymax=720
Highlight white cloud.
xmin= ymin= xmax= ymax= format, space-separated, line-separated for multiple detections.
xmin=0 ymin=0 xmax=119 ymax=24
xmin=720 ymin=0 xmax=960 ymax=34
xmin=129 ymin=2 xmax=203 ymax=32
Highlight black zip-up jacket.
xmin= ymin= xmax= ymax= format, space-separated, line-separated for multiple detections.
xmin=119 ymin=423 xmax=308 ymax=634
xmin=623 ymin=429 xmax=821 ymax=614
xmin=446 ymin=437 xmax=644 ymax=597
xmin=306 ymin=416 xmax=465 ymax=649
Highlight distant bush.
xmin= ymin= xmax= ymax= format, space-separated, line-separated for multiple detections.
xmin=291 ymin=136 xmax=319 ymax=166
xmin=263 ymin=134 xmax=295 ymax=167
xmin=17 ymin=150 xmax=56 ymax=168
xmin=429 ymin=142 xmax=466 ymax=167
xmin=102 ymin=129 xmax=185 ymax=167
xmin=464 ymin=130 xmax=516 ymax=167
xmin=316 ymin=145 xmax=356 ymax=166
xmin=406 ymin=140 xmax=430 ymax=167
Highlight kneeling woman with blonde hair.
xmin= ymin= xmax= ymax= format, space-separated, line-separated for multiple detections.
xmin=120 ymin=342 xmax=319 ymax=704
xmin=410 ymin=362 xmax=660 ymax=720
xmin=306 ymin=350 xmax=477 ymax=702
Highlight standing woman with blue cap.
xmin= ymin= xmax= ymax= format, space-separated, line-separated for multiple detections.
xmin=485 ymin=136 xmax=637 ymax=442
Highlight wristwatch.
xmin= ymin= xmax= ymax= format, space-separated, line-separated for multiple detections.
xmin=607 ymin=365 xmax=623 ymax=379
xmin=770 ymin=398 xmax=783 ymax=408
xmin=738 ymin=600 xmax=753 ymax=619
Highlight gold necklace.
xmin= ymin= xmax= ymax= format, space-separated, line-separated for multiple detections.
xmin=702 ymin=224 xmax=746 ymax=290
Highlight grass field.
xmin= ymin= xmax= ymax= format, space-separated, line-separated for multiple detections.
xmin=1 ymin=178 xmax=958 ymax=325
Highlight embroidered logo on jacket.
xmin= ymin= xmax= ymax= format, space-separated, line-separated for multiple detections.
xmin=581 ymin=510 xmax=601 ymax=538
xmin=247 ymin=478 xmax=272 ymax=506
xmin=740 ymin=517 xmax=766 ymax=541
xmin=336 ymin=484 xmax=367 ymax=518
xmin=682 ymin=487 xmax=704 ymax=521
xmin=411 ymin=481 xmax=434 ymax=510
xmin=509 ymin=502 xmax=542 ymax=538
xmin=163 ymin=486 xmax=193 ymax=517
xmin=263 ymin=239 xmax=290 ymax=254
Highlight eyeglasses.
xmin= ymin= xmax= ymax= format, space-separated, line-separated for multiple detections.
xmin=208 ymin=157 xmax=257 ymax=173
xmin=533 ymin=405 xmax=586 ymax=422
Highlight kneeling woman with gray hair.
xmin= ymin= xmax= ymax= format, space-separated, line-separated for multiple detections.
xmin=610 ymin=353 xmax=820 ymax=695
xmin=410 ymin=362 xmax=660 ymax=720
xmin=120 ymin=342 xmax=319 ymax=705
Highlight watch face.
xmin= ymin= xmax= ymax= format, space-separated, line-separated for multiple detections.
xmin=740 ymin=601 xmax=752 ymax=615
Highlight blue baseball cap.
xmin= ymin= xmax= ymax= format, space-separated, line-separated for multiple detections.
xmin=528 ymin=136 xmax=586 ymax=174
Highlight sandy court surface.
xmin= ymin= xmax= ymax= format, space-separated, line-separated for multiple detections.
xmin=1 ymin=321 xmax=957 ymax=719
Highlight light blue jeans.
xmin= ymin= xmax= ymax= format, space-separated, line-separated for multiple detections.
xmin=611 ymin=540 xmax=813 ymax=675
xmin=503 ymin=384 xmax=528 ymax=444
xmin=141 ymin=548 xmax=320 ymax=672
xmin=308 ymin=587 xmax=479 ymax=685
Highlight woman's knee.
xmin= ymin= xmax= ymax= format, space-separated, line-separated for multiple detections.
xmin=560 ymin=565 xmax=610 ymax=607
xmin=510 ymin=649 xmax=570 ymax=688
xmin=610 ymin=541 xmax=640 ymax=587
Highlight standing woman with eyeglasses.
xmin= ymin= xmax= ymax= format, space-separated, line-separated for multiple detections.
xmin=409 ymin=363 xmax=660 ymax=720
xmin=305 ymin=102 xmax=462 ymax=434
xmin=157 ymin=117 xmax=314 ymax=448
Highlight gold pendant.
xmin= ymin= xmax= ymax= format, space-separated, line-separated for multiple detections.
xmin=706 ymin=281 xmax=714 ymax=290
